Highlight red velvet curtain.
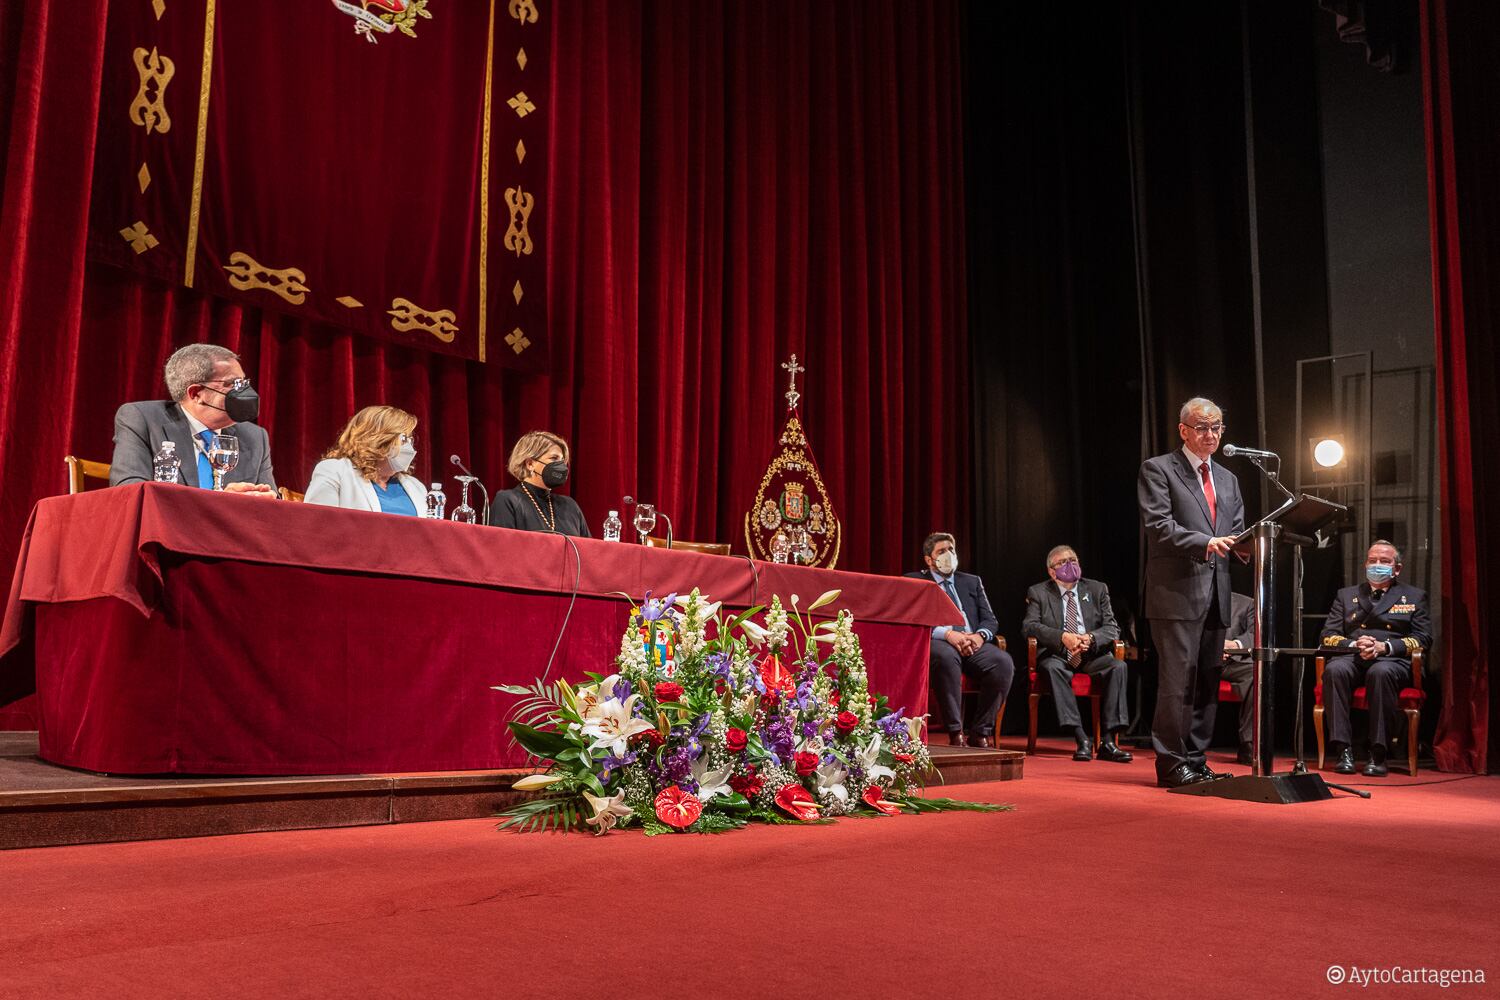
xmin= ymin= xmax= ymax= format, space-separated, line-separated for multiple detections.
xmin=0 ymin=0 xmax=969 ymax=579
xmin=1422 ymin=0 xmax=1500 ymax=773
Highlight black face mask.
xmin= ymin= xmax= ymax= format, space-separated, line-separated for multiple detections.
xmin=200 ymin=383 xmax=260 ymax=424
xmin=539 ymin=460 xmax=569 ymax=489
xmin=224 ymin=385 xmax=260 ymax=424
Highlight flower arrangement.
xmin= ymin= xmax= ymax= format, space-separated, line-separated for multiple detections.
xmin=494 ymin=588 xmax=1006 ymax=835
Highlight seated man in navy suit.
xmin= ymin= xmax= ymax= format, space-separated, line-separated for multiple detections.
xmin=1022 ymin=545 xmax=1132 ymax=763
xmin=905 ymin=532 xmax=1015 ymax=748
xmin=1319 ymin=540 xmax=1432 ymax=777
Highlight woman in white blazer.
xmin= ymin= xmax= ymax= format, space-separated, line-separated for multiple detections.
xmin=304 ymin=405 xmax=428 ymax=516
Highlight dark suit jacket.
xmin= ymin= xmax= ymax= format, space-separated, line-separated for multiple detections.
xmin=1224 ymin=593 xmax=1256 ymax=663
xmin=110 ymin=400 xmax=277 ymax=490
xmin=1319 ymin=581 xmax=1432 ymax=660
xmin=1138 ymin=449 xmax=1246 ymax=621
xmin=904 ymin=569 xmax=999 ymax=639
xmin=1021 ymin=578 xmax=1121 ymax=657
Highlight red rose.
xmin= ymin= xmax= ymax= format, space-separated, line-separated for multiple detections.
xmin=794 ymin=751 xmax=819 ymax=776
xmin=729 ymin=772 xmax=765 ymax=798
xmin=893 ymin=752 xmax=915 ymax=764
xmin=862 ymin=785 xmax=902 ymax=816
xmin=774 ymin=783 xmax=822 ymax=821
xmin=654 ymin=681 xmax=685 ymax=703
xmin=654 ymin=786 xmax=703 ymax=829
xmin=725 ymin=727 xmax=748 ymax=753
xmin=835 ymin=711 xmax=859 ymax=735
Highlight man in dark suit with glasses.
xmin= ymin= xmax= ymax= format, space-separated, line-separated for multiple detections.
xmin=1138 ymin=397 xmax=1246 ymax=788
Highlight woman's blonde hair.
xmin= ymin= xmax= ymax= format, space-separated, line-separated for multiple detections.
xmin=325 ymin=405 xmax=418 ymax=481
xmin=507 ymin=430 xmax=570 ymax=482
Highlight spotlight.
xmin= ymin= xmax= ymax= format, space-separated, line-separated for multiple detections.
xmin=1313 ymin=438 xmax=1345 ymax=469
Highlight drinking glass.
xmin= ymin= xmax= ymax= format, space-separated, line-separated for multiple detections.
xmin=451 ymin=475 xmax=478 ymax=524
xmin=633 ymin=503 xmax=657 ymax=544
xmin=208 ymin=434 xmax=239 ymax=491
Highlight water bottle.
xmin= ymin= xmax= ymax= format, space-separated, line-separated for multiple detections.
xmin=425 ymin=482 xmax=446 ymax=519
xmin=152 ymin=441 xmax=181 ymax=483
xmin=602 ymin=510 xmax=622 ymax=542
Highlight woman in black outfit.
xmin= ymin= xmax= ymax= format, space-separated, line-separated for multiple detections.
xmin=489 ymin=430 xmax=590 ymax=536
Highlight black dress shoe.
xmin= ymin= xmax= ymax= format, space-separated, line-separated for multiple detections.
xmin=1157 ymin=763 xmax=1209 ymax=788
xmin=1097 ymin=740 xmax=1133 ymax=763
xmin=1362 ymin=758 xmax=1388 ymax=777
xmin=1235 ymin=742 xmax=1254 ymax=766
xmin=1195 ymin=762 xmax=1230 ymax=781
xmin=972 ymin=735 xmax=994 ymax=749
xmin=1072 ymin=737 xmax=1093 ymax=762
xmin=947 ymin=732 xmax=967 ymax=748
xmin=1332 ymin=746 xmax=1356 ymax=775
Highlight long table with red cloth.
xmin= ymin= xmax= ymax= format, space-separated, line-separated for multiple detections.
xmin=0 ymin=484 xmax=959 ymax=774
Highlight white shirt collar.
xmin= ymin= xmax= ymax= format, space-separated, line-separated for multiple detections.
xmin=1054 ymin=580 xmax=1080 ymax=599
xmin=1182 ymin=443 xmax=1212 ymax=471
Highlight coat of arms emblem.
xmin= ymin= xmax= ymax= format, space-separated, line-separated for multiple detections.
xmin=331 ymin=0 xmax=433 ymax=43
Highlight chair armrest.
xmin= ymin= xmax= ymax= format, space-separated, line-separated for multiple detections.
xmin=1026 ymin=636 xmax=1037 ymax=669
xmin=995 ymin=634 xmax=1007 ymax=652
xmin=1113 ymin=640 xmax=1125 ymax=660
xmin=1412 ymin=648 xmax=1423 ymax=685
xmin=1315 ymin=656 xmax=1325 ymax=685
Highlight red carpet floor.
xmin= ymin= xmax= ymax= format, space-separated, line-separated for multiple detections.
xmin=3 ymin=741 xmax=1497 ymax=999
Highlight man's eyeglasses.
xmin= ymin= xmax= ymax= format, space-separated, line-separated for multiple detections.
xmin=1186 ymin=423 xmax=1225 ymax=436
xmin=1049 ymin=557 xmax=1078 ymax=570
xmin=202 ymin=377 xmax=251 ymax=392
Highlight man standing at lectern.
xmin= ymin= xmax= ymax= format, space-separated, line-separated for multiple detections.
xmin=1138 ymin=398 xmax=1246 ymax=788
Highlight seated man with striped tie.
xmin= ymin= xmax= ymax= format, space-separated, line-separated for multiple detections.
xmin=109 ymin=342 xmax=277 ymax=495
xmin=1022 ymin=545 xmax=1133 ymax=762
xmin=904 ymin=532 xmax=1015 ymax=748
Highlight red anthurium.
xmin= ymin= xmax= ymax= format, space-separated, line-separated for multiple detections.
xmin=759 ymin=654 xmax=796 ymax=697
xmin=862 ymin=785 xmax=902 ymax=816
xmin=774 ymin=784 xmax=822 ymax=821
xmin=654 ymin=786 xmax=703 ymax=829
xmin=893 ymin=752 xmax=915 ymax=764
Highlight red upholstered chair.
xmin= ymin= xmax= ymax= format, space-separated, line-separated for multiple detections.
xmin=930 ymin=636 xmax=1008 ymax=746
xmin=1312 ymin=650 xmax=1425 ymax=775
xmin=1027 ymin=637 xmax=1126 ymax=754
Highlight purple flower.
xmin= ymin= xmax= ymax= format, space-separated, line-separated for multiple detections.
xmin=614 ymin=678 xmax=634 ymax=702
xmin=641 ymin=591 xmax=678 ymax=622
xmin=876 ymin=714 xmax=905 ymax=738
xmin=599 ymin=750 xmax=638 ymax=781
xmin=801 ymin=721 xmax=818 ymax=739
xmin=664 ymin=746 xmax=694 ymax=782
xmin=706 ymin=652 xmax=733 ymax=679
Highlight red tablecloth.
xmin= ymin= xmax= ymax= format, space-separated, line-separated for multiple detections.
xmin=0 ymin=484 xmax=959 ymax=774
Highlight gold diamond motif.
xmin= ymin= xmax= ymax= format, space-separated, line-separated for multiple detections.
xmin=505 ymin=327 xmax=531 ymax=354
xmin=137 ymin=163 xmax=151 ymax=193
xmin=516 ymin=47 xmax=527 ymax=70
xmin=336 ymin=295 xmax=364 ymax=308
xmin=507 ymin=91 xmax=536 ymax=117
xmin=512 ymin=280 xmax=523 ymax=305
xmin=119 ymin=221 xmax=158 ymax=254
xmin=515 ymin=139 xmax=526 ymax=164
xmin=152 ymin=0 xmax=165 ymax=19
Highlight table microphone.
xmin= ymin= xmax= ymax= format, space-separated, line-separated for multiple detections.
xmin=450 ymin=454 xmax=491 ymax=525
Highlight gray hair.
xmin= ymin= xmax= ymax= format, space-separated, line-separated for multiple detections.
xmin=1046 ymin=544 xmax=1077 ymax=567
xmin=1370 ymin=538 xmax=1403 ymax=563
xmin=1179 ymin=397 xmax=1222 ymax=424
xmin=164 ymin=343 xmax=238 ymax=401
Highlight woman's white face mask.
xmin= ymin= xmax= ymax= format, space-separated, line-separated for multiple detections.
xmin=389 ymin=440 xmax=417 ymax=474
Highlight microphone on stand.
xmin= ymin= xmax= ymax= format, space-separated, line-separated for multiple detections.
xmin=1222 ymin=444 xmax=1278 ymax=459
xmin=450 ymin=454 xmax=491 ymax=526
xmin=623 ymin=495 xmax=673 ymax=549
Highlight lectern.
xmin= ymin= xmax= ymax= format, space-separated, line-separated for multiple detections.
xmin=1170 ymin=490 xmax=1347 ymax=803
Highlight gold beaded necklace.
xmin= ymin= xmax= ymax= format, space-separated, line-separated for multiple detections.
xmin=521 ymin=482 xmax=556 ymax=531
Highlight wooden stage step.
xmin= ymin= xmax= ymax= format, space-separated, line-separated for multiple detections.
xmin=0 ymin=733 xmax=1021 ymax=850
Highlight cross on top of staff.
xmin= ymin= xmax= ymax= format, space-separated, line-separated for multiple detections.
xmin=782 ymin=354 xmax=805 ymax=410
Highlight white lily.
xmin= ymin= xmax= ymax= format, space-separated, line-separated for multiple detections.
xmin=855 ymin=735 xmax=896 ymax=783
xmin=573 ymin=674 xmax=621 ymax=721
xmin=807 ymin=588 xmax=842 ymax=611
xmin=582 ymin=790 xmax=633 ymax=833
xmin=738 ymin=618 xmax=769 ymax=647
xmin=815 ymin=759 xmax=849 ymax=802
xmin=905 ymin=715 xmax=927 ymax=743
xmin=513 ymin=772 xmax=566 ymax=791
xmin=690 ymin=755 xmax=733 ymax=803
xmin=674 ymin=592 xmax=723 ymax=621
xmin=581 ymin=694 xmax=655 ymax=756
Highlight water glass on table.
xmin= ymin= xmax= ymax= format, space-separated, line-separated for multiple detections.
xmin=208 ymin=434 xmax=239 ymax=491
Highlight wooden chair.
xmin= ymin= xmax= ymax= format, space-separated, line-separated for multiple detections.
xmin=1026 ymin=636 xmax=1128 ymax=754
xmin=928 ymin=636 xmax=1007 ymax=747
xmin=64 ymin=456 xmax=112 ymax=494
xmin=643 ymin=535 xmax=731 ymax=556
xmin=278 ymin=487 xmax=305 ymax=502
xmin=1313 ymin=649 xmax=1425 ymax=775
